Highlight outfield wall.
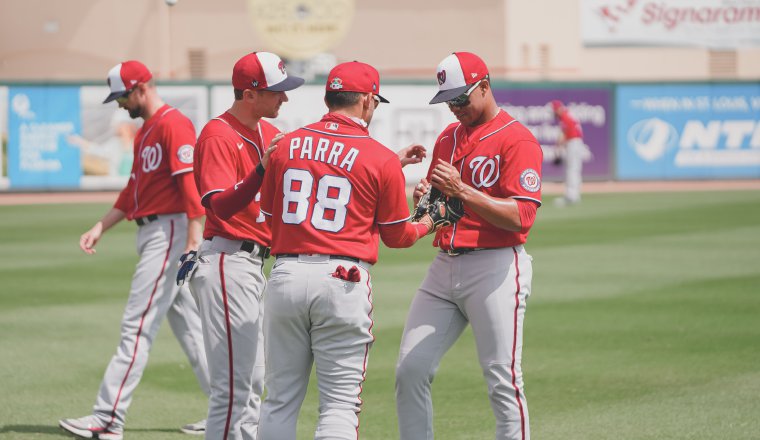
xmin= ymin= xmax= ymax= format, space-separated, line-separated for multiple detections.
xmin=0 ymin=81 xmax=758 ymax=191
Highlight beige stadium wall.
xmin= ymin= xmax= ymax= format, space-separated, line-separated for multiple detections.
xmin=0 ymin=0 xmax=758 ymax=82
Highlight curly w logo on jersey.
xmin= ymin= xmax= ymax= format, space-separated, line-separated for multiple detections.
xmin=141 ymin=144 xmax=163 ymax=172
xmin=469 ymin=155 xmax=500 ymax=188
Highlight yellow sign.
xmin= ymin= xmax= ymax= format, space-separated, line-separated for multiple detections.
xmin=247 ymin=0 xmax=355 ymax=60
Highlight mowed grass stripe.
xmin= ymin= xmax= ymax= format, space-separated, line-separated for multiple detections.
xmin=0 ymin=190 xmax=758 ymax=439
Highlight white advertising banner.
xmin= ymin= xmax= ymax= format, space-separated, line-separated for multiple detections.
xmin=581 ymin=0 xmax=760 ymax=48
xmin=211 ymin=84 xmax=456 ymax=183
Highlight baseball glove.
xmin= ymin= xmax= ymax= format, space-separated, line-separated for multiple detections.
xmin=412 ymin=187 xmax=465 ymax=233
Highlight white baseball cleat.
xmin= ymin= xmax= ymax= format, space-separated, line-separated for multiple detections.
xmin=180 ymin=418 xmax=206 ymax=435
xmin=59 ymin=415 xmax=123 ymax=440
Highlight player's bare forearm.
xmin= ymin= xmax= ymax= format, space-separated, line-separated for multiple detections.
xmin=80 ymin=208 xmax=126 ymax=254
xmin=98 ymin=208 xmax=127 ymax=234
xmin=184 ymin=216 xmax=204 ymax=253
xmin=457 ymin=186 xmax=522 ymax=232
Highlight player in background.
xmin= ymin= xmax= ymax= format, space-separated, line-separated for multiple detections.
xmin=257 ymin=61 xmax=430 ymax=440
xmin=59 ymin=60 xmax=209 ymax=440
xmin=185 ymin=52 xmax=303 ymax=440
xmin=551 ymin=100 xmax=589 ymax=206
xmin=395 ymin=52 xmax=543 ymax=440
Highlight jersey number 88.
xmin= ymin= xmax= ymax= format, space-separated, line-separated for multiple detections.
xmin=282 ymin=168 xmax=351 ymax=233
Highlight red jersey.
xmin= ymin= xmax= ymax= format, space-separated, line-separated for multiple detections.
xmin=260 ymin=113 xmax=410 ymax=264
xmin=114 ymin=105 xmax=203 ymax=219
xmin=194 ymin=112 xmax=278 ymax=244
xmin=429 ymin=109 xmax=543 ymax=250
xmin=558 ymin=110 xmax=583 ymax=140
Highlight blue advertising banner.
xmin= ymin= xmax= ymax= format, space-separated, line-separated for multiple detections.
xmin=7 ymin=86 xmax=81 ymax=188
xmin=616 ymin=84 xmax=760 ymax=180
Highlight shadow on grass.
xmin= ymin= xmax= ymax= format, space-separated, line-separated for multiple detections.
xmin=0 ymin=424 xmax=179 ymax=437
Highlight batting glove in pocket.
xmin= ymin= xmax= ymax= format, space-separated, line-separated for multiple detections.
xmin=176 ymin=250 xmax=199 ymax=286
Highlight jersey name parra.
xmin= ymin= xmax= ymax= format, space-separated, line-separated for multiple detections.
xmin=288 ymin=136 xmax=360 ymax=172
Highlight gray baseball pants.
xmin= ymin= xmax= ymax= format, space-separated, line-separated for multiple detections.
xmin=396 ymin=246 xmax=533 ymax=440
xmin=258 ymin=255 xmax=374 ymax=440
xmin=92 ymin=214 xmax=209 ymax=430
xmin=189 ymin=236 xmax=267 ymax=440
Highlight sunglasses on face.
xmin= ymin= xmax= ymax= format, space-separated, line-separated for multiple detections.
xmin=446 ymin=79 xmax=483 ymax=108
xmin=372 ymin=95 xmax=381 ymax=108
xmin=116 ymin=87 xmax=136 ymax=104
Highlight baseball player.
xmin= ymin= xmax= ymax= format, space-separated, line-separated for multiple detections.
xmin=395 ymin=52 xmax=543 ymax=440
xmin=551 ymin=100 xmax=588 ymax=206
xmin=59 ymin=61 xmax=210 ymax=439
xmin=257 ymin=61 xmax=431 ymax=440
xmin=186 ymin=52 xmax=303 ymax=440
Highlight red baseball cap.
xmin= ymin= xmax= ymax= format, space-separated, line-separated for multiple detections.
xmin=232 ymin=52 xmax=304 ymax=92
xmin=325 ymin=61 xmax=389 ymax=103
xmin=429 ymin=52 xmax=489 ymax=104
xmin=103 ymin=60 xmax=153 ymax=104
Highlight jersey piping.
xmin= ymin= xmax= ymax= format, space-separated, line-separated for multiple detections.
xmin=171 ymin=167 xmax=193 ymax=177
xmin=302 ymin=127 xmax=370 ymax=139
xmin=131 ymin=107 xmax=176 ymax=217
xmin=212 ymin=117 xmax=264 ymax=160
xmin=446 ymin=119 xmax=523 ymax=249
xmin=376 ymin=215 xmax=412 ymax=225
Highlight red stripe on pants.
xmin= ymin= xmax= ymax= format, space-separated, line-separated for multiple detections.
xmin=510 ymin=247 xmax=526 ymax=440
xmin=107 ymin=220 xmax=175 ymax=428
xmin=220 ymin=253 xmax=234 ymax=440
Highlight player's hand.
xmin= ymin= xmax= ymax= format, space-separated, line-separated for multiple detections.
xmin=430 ymin=159 xmax=467 ymax=198
xmin=79 ymin=222 xmax=104 ymax=255
xmin=261 ymin=133 xmax=285 ymax=169
xmin=398 ymin=144 xmax=427 ymax=168
xmin=413 ymin=178 xmax=430 ymax=206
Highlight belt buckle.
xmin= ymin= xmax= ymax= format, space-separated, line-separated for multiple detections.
xmin=446 ymin=249 xmax=461 ymax=257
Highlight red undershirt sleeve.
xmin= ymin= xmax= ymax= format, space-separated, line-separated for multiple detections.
xmin=516 ymin=199 xmax=538 ymax=233
xmin=175 ymin=171 xmax=205 ymax=219
xmin=379 ymin=221 xmax=429 ymax=248
xmin=205 ymin=167 xmax=264 ymax=220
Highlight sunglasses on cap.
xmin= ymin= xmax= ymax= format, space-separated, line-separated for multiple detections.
xmin=446 ymin=79 xmax=484 ymax=108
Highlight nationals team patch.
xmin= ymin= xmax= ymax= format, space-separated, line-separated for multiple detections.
xmin=177 ymin=144 xmax=194 ymax=164
xmin=519 ymin=168 xmax=541 ymax=193
xmin=329 ymin=78 xmax=343 ymax=90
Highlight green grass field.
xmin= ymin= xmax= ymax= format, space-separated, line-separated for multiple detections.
xmin=1 ymin=190 xmax=759 ymax=439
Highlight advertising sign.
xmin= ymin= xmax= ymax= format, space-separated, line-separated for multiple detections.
xmin=77 ymin=85 xmax=208 ymax=183
xmin=7 ymin=86 xmax=81 ymax=188
xmin=0 ymin=86 xmax=6 ymax=183
xmin=581 ymin=0 xmax=760 ymax=48
xmin=616 ymin=83 xmax=760 ymax=179
xmin=212 ymin=84 xmax=455 ymax=183
xmin=496 ymin=88 xmax=612 ymax=180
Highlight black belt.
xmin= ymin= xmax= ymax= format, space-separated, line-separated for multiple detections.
xmin=241 ymin=240 xmax=271 ymax=259
xmin=276 ymin=254 xmax=361 ymax=264
xmin=444 ymin=247 xmax=489 ymax=256
xmin=135 ymin=214 xmax=159 ymax=226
